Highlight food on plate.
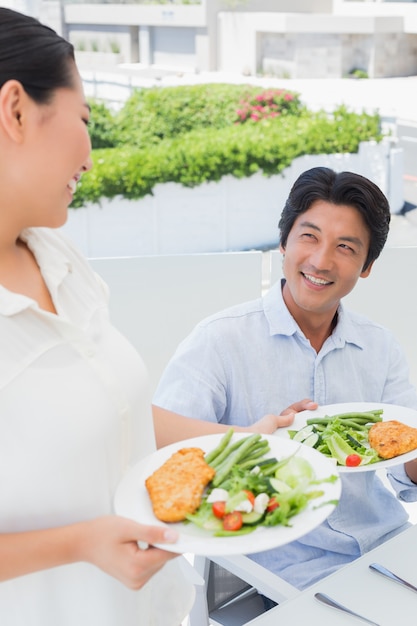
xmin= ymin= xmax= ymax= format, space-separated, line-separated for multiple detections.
xmin=145 ymin=447 xmax=215 ymax=522
xmin=288 ymin=408 xmax=417 ymax=466
xmin=288 ymin=409 xmax=384 ymax=467
xmin=145 ymin=430 xmax=339 ymax=536
xmin=368 ymin=420 xmax=417 ymax=459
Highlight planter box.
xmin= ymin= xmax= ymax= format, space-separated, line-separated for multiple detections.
xmin=75 ymin=51 xmax=125 ymax=68
xmin=61 ymin=140 xmax=403 ymax=258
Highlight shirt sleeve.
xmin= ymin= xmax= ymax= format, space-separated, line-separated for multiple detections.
xmin=387 ymin=465 xmax=417 ymax=502
xmin=382 ymin=337 xmax=417 ymax=500
xmin=153 ymin=321 xmax=228 ymax=423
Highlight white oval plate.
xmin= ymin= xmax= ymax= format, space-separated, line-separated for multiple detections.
xmin=275 ymin=402 xmax=417 ymax=472
xmin=114 ymin=432 xmax=341 ymax=556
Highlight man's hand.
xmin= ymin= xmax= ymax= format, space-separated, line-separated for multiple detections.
xmin=405 ymin=459 xmax=417 ymax=484
xmin=246 ymin=399 xmax=318 ymax=435
xmin=280 ymin=399 xmax=318 ymax=416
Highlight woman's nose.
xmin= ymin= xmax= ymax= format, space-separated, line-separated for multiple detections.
xmin=82 ymin=155 xmax=93 ymax=173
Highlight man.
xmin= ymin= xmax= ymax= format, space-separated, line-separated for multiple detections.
xmin=153 ymin=167 xmax=417 ymax=590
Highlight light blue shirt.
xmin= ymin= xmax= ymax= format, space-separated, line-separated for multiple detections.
xmin=154 ymin=280 xmax=417 ymax=589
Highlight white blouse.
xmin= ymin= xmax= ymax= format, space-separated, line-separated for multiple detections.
xmin=0 ymin=228 xmax=193 ymax=625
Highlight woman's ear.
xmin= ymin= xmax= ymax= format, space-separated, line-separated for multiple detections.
xmin=0 ymin=80 xmax=27 ymax=143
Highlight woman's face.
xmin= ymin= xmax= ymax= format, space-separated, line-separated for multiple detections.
xmin=14 ymin=63 xmax=92 ymax=229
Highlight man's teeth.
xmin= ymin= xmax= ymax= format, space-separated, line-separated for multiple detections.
xmin=68 ymin=179 xmax=77 ymax=193
xmin=304 ymin=274 xmax=331 ymax=286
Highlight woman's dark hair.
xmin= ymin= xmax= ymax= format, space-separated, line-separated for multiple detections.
xmin=0 ymin=8 xmax=75 ymax=104
xmin=278 ymin=166 xmax=391 ymax=270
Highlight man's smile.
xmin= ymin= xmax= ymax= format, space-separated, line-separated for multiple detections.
xmin=302 ymin=272 xmax=334 ymax=286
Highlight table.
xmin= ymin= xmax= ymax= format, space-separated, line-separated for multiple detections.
xmin=246 ymin=523 xmax=417 ymax=625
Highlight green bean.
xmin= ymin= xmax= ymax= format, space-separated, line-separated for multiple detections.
xmin=260 ymin=461 xmax=281 ymax=476
xmin=306 ymin=411 xmax=383 ymax=427
xmin=210 ymin=438 xmax=270 ymax=471
xmin=208 ymin=433 xmax=258 ymax=469
xmin=204 ymin=428 xmax=234 ymax=465
xmin=237 ymin=439 xmax=269 ymax=461
xmin=306 ymin=417 xmax=332 ymax=426
xmin=212 ymin=434 xmax=262 ymax=486
xmin=238 ymin=451 xmax=271 ymax=470
xmin=329 ymin=411 xmax=382 ymax=422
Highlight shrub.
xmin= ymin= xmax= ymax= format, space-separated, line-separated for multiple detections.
xmin=88 ymin=100 xmax=119 ymax=149
xmin=114 ymin=83 xmax=302 ymax=146
xmin=73 ymin=104 xmax=382 ymax=208
xmin=235 ymin=88 xmax=303 ymax=123
xmin=347 ymin=68 xmax=369 ymax=80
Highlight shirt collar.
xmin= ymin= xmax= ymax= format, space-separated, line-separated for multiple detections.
xmin=20 ymin=228 xmax=73 ymax=284
xmin=263 ymin=280 xmax=299 ymax=337
xmin=0 ymin=228 xmax=73 ymax=316
xmin=263 ymin=279 xmax=365 ymax=349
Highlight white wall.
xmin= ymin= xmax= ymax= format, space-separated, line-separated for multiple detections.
xmin=61 ymin=140 xmax=403 ymax=259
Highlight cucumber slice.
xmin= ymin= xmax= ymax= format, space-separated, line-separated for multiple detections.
xmin=292 ymin=425 xmax=314 ymax=442
xmin=303 ymin=433 xmax=319 ymax=447
xmin=241 ymin=511 xmax=265 ymax=525
xmin=269 ymin=477 xmax=291 ymax=493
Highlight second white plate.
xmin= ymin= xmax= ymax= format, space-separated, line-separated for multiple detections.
xmin=275 ymin=402 xmax=417 ymax=472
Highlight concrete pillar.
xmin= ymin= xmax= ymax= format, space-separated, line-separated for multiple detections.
xmin=129 ymin=25 xmax=139 ymax=63
xmin=139 ymin=24 xmax=151 ymax=66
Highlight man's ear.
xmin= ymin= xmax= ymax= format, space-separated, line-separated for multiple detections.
xmin=279 ymin=243 xmax=285 ymax=255
xmin=360 ymin=259 xmax=375 ymax=278
xmin=0 ymin=80 xmax=27 ymax=143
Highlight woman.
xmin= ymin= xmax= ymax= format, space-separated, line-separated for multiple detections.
xmin=0 ymin=8 xmax=193 ymax=625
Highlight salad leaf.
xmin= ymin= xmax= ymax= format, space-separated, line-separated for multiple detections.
xmin=289 ymin=409 xmax=383 ymax=466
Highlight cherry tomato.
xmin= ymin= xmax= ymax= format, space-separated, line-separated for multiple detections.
xmin=222 ymin=511 xmax=243 ymax=531
xmin=243 ymin=490 xmax=255 ymax=506
xmin=345 ymin=454 xmax=362 ymax=467
xmin=212 ymin=501 xmax=226 ymax=519
xmin=266 ymin=496 xmax=280 ymax=512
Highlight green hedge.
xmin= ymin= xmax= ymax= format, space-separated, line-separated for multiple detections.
xmin=89 ymin=83 xmax=305 ymax=148
xmin=75 ymin=85 xmax=382 ymax=208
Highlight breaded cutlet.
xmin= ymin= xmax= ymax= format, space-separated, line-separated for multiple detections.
xmin=368 ymin=420 xmax=417 ymax=459
xmin=145 ymin=447 xmax=215 ymax=522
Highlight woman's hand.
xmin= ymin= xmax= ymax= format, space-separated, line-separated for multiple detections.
xmin=78 ymin=516 xmax=180 ymax=590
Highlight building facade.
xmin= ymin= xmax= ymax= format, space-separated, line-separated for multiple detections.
xmin=6 ymin=0 xmax=417 ymax=78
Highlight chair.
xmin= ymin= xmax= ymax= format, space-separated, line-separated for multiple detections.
xmin=189 ymin=555 xmax=299 ymax=626
xmin=89 ymin=251 xmax=263 ymax=395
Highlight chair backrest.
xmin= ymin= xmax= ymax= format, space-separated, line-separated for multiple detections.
xmin=269 ymin=247 xmax=417 ymax=388
xmin=89 ymin=252 xmax=263 ymax=394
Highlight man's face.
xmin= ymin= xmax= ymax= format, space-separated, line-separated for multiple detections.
xmin=280 ymin=200 xmax=372 ymax=320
